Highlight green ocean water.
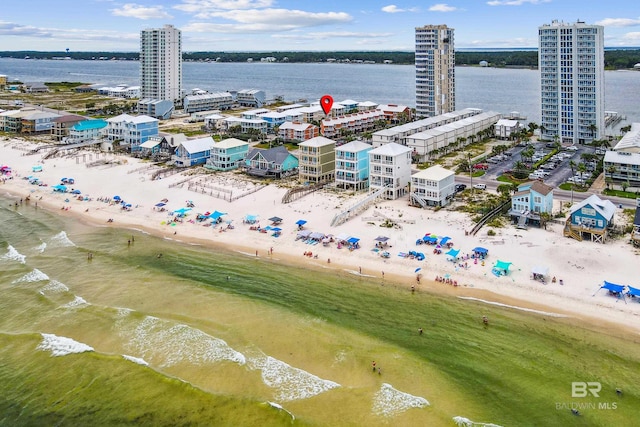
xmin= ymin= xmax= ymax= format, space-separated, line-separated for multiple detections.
xmin=2 ymin=194 xmax=640 ymax=427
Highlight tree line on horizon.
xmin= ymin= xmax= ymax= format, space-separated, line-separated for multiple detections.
xmin=1 ymin=50 xmax=639 ymax=69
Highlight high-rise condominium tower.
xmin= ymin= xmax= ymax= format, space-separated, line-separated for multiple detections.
xmin=415 ymin=25 xmax=455 ymax=118
xmin=539 ymin=20 xmax=604 ymax=144
xmin=140 ymin=24 xmax=182 ymax=105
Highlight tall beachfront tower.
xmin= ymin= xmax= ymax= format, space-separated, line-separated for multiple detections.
xmin=140 ymin=24 xmax=182 ymax=105
xmin=539 ymin=20 xmax=604 ymax=144
xmin=415 ymin=25 xmax=455 ymax=118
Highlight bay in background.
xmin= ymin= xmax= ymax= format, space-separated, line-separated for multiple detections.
xmin=2 ymin=58 xmax=640 ymax=128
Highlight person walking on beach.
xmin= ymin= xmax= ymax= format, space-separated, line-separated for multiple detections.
xmin=418 ymin=327 xmax=423 ymax=335
xmin=372 ymin=361 xmax=376 ymax=372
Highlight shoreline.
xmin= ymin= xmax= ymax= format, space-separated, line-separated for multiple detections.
xmin=2 ymin=140 xmax=640 ymax=335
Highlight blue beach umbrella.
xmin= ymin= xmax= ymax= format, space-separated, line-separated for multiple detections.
xmin=415 ymin=267 xmax=422 ymax=273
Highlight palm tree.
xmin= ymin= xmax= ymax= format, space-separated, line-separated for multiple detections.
xmin=569 ymin=160 xmax=577 ymax=181
xmin=587 ymin=124 xmax=598 ymax=142
xmin=577 ymin=162 xmax=588 ymax=186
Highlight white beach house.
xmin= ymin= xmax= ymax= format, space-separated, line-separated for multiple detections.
xmin=368 ymin=142 xmax=412 ymax=200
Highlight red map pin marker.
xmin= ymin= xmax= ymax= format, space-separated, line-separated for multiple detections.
xmin=320 ymin=95 xmax=333 ymax=115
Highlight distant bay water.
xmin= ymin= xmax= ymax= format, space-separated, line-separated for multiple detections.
xmin=1 ymin=57 xmax=640 ymax=127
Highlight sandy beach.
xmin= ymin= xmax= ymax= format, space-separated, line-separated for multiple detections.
xmin=3 ymin=138 xmax=640 ymax=333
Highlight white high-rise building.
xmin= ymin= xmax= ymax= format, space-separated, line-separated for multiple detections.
xmin=140 ymin=24 xmax=182 ymax=105
xmin=415 ymin=25 xmax=455 ymax=118
xmin=539 ymin=20 xmax=604 ymax=144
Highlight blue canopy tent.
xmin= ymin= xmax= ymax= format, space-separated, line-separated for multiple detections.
xmin=422 ymin=235 xmax=438 ymax=244
xmin=208 ymin=210 xmax=227 ymax=221
xmin=32 ymin=165 xmax=43 ymax=172
xmin=627 ymin=285 xmax=640 ymax=301
xmin=347 ymin=237 xmax=360 ymax=249
xmin=445 ymin=248 xmax=460 ymax=260
xmin=173 ymin=207 xmax=192 ymax=217
xmin=492 ymin=260 xmax=512 ymax=276
xmin=245 ymin=214 xmax=259 ymax=224
xmin=440 ymin=236 xmax=451 ymax=246
xmin=473 ymin=247 xmax=488 ymax=255
xmin=594 ymin=281 xmax=627 ymax=303
xmin=113 ymin=195 xmax=121 ymax=201
xmin=296 ymin=219 xmax=307 ymax=229
xmin=52 ymin=184 xmax=67 ymax=192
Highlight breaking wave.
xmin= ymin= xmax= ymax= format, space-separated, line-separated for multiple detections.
xmin=1 ymin=245 xmax=26 ymax=264
xmin=49 ymin=231 xmax=76 ymax=247
xmin=247 ymin=353 xmax=340 ymax=402
xmin=12 ymin=268 xmax=49 ymax=284
xmin=372 ymin=383 xmax=429 ymax=417
xmin=37 ymin=333 xmax=94 ymax=357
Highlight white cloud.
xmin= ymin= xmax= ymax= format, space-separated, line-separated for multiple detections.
xmin=0 ymin=21 xmax=139 ymax=45
xmin=487 ymin=0 xmax=550 ymax=6
xmin=429 ymin=4 xmax=458 ymax=12
xmin=381 ymin=5 xmax=419 ymax=13
xmin=111 ymin=4 xmax=173 ymax=20
xmin=174 ymin=0 xmax=274 ymax=14
xmin=184 ymin=8 xmax=351 ymax=32
xmin=621 ymin=32 xmax=640 ymax=42
xmin=596 ymin=18 xmax=640 ymax=28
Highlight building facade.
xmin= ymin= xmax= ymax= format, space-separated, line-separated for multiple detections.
xmin=539 ymin=20 xmax=604 ymax=145
xmin=415 ymin=24 xmax=455 ymax=118
xmin=104 ymin=113 xmax=159 ymax=152
xmin=139 ymin=24 xmax=182 ymax=105
xmin=409 ymin=165 xmax=455 ymax=208
xmin=368 ymin=142 xmax=412 ymax=200
xmin=205 ymin=138 xmax=250 ymax=171
xmin=335 ymin=140 xmax=373 ymax=191
xmin=298 ymin=136 xmax=336 ymax=184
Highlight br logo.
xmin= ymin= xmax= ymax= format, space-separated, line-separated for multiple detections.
xmin=572 ymin=382 xmax=601 ymax=398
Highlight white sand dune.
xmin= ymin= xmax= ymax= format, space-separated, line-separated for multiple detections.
xmin=3 ymin=139 xmax=640 ymax=333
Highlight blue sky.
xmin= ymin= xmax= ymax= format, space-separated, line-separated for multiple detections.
xmin=1 ymin=0 xmax=638 ymax=51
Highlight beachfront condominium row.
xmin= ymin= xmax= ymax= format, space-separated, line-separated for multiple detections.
xmin=415 ymin=25 xmax=455 ymax=118
xmin=139 ymin=24 xmax=183 ymax=118
xmin=539 ymin=20 xmax=604 ymax=145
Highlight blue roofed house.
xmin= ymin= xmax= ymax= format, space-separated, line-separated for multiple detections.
xmin=104 ymin=114 xmax=159 ymax=152
xmin=564 ymin=194 xmax=617 ymax=243
xmin=245 ymin=145 xmax=298 ymax=178
xmin=508 ymin=181 xmax=554 ymax=228
xmin=66 ymin=119 xmax=107 ymax=144
xmin=335 ymin=140 xmax=373 ymax=191
xmin=205 ymin=138 xmax=250 ymax=171
xmin=172 ymin=136 xmax=215 ymax=167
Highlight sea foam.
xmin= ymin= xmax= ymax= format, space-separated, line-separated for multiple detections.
xmin=34 ymin=242 xmax=47 ymax=253
xmin=247 ymin=354 xmax=340 ymax=402
xmin=61 ymin=295 xmax=89 ymax=308
xmin=1 ymin=245 xmax=26 ymax=264
xmin=453 ymin=416 xmax=503 ymax=427
xmin=49 ymin=231 xmax=76 ymax=247
xmin=372 ymin=383 xmax=429 ymax=417
xmin=266 ymin=401 xmax=295 ymax=420
xmin=12 ymin=268 xmax=49 ymax=284
xmin=457 ymin=297 xmax=568 ymax=317
xmin=39 ymin=280 xmax=70 ymax=295
xmin=37 ymin=333 xmax=94 ymax=357
xmin=123 ymin=354 xmax=149 ymax=366
xmin=118 ymin=315 xmax=246 ymax=367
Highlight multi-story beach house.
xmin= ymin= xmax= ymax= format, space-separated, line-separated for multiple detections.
xmin=205 ymin=138 xmax=250 ymax=171
xmin=183 ymin=92 xmax=233 ymax=113
xmin=298 ymin=136 xmax=336 ymax=184
xmin=140 ymin=132 xmax=187 ymax=158
xmin=539 ymin=20 xmax=604 ymax=144
xmin=172 ymin=136 xmax=215 ymax=167
xmin=2 ymin=108 xmax=61 ymax=134
xmin=494 ymin=118 xmax=523 ymax=140
xmin=604 ymin=123 xmax=640 ymax=187
xmin=139 ymin=24 xmax=182 ymax=117
xmin=104 ymin=113 xmax=159 ymax=152
xmin=415 ymin=24 xmax=455 ymax=118
xmin=508 ymin=181 xmax=554 ymax=228
xmin=278 ymin=122 xmax=319 ymax=142
xmin=245 ymin=146 xmax=299 ymax=178
xmin=564 ymin=194 xmax=616 ymax=243
xmin=377 ymin=104 xmax=412 ymax=122
xmin=66 ymin=119 xmax=108 ymax=144
xmin=368 ymin=142 xmax=412 ymax=200
xmin=409 ymin=165 xmax=455 ymax=208
xmin=335 ymin=140 xmax=373 ymax=191
xmin=236 ymin=89 xmax=266 ymax=107
xmin=51 ymin=114 xmax=86 ymax=142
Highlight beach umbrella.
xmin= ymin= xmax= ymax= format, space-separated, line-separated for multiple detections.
xmin=155 ymin=202 xmax=166 ymax=207
xmin=70 ymin=189 xmax=81 ymax=194
xmin=374 ymin=236 xmax=389 ymax=242
xmin=113 ymin=195 xmax=121 ymax=201
xmin=415 ymin=267 xmax=422 ymax=273
xmin=295 ymin=219 xmax=307 ymax=226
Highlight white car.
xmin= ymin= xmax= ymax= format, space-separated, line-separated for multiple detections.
xmin=473 ymin=183 xmax=487 ymax=190
xmin=565 ymin=146 xmax=579 ymax=151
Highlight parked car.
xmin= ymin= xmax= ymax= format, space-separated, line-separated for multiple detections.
xmin=473 ymin=163 xmax=489 ymax=170
xmin=455 ymin=184 xmax=467 ymax=192
xmin=472 ymin=183 xmax=487 ymax=190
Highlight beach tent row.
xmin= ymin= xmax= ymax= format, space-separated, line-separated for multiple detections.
xmin=594 ymin=281 xmax=640 ymax=304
